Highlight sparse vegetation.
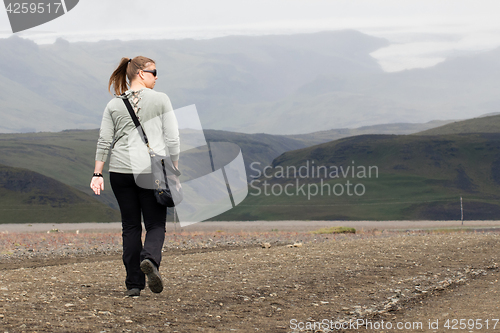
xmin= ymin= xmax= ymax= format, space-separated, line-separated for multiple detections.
xmin=310 ymin=226 xmax=356 ymax=234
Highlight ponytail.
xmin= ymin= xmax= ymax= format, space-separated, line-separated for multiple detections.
xmin=108 ymin=56 xmax=156 ymax=95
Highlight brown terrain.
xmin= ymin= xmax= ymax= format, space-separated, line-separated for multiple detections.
xmin=1 ymin=221 xmax=500 ymax=333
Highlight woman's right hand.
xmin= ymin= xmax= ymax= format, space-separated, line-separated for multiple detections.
xmin=90 ymin=177 xmax=104 ymax=195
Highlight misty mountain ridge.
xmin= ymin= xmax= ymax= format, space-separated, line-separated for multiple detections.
xmin=416 ymin=114 xmax=500 ymax=136
xmin=0 ymin=30 xmax=498 ymax=134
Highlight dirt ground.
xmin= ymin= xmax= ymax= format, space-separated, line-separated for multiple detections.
xmin=1 ymin=227 xmax=500 ymax=332
xmin=2 ymin=220 xmax=500 ymax=233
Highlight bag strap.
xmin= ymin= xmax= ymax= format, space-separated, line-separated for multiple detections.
xmin=122 ymin=96 xmax=149 ymax=146
xmin=122 ymin=95 xmax=181 ymax=177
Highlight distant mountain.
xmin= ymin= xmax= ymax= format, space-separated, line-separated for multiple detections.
xmin=216 ymin=133 xmax=500 ymax=221
xmin=0 ymin=30 xmax=387 ymax=134
xmin=3 ymin=31 xmax=499 ymax=135
xmin=286 ymin=119 xmax=455 ymax=146
xmin=0 ymin=36 xmax=110 ymax=133
xmin=0 ymin=164 xmax=119 ymax=223
xmin=416 ymin=114 xmax=500 ymax=136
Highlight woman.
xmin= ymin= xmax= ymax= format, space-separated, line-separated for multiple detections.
xmin=90 ymin=56 xmax=180 ymax=297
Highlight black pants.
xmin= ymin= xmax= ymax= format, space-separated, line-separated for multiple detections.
xmin=110 ymin=172 xmax=167 ymax=290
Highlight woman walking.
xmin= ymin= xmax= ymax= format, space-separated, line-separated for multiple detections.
xmin=90 ymin=56 xmax=180 ymax=297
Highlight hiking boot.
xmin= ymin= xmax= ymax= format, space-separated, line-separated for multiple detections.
xmin=126 ymin=288 xmax=141 ymax=297
xmin=140 ymin=259 xmax=163 ymax=293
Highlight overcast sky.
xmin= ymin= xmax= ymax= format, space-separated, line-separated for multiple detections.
xmin=1 ymin=0 xmax=500 ymax=71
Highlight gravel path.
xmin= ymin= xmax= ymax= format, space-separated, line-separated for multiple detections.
xmin=1 ymin=228 xmax=499 ymax=332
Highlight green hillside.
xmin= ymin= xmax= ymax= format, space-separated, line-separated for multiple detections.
xmin=0 ymin=129 xmax=119 ymax=210
xmin=204 ymin=129 xmax=306 ymax=180
xmin=416 ymin=114 xmax=500 ymax=136
xmin=216 ymin=133 xmax=500 ymax=221
xmin=0 ymin=129 xmax=307 ymax=205
xmin=0 ymin=117 xmax=495 ymax=222
xmin=0 ymin=164 xmax=119 ymax=223
xmin=0 ymin=119 xmax=450 ymax=204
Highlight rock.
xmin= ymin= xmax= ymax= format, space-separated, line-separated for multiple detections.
xmin=293 ymin=243 xmax=303 ymax=248
xmin=98 ymin=311 xmax=112 ymax=315
xmin=261 ymin=243 xmax=271 ymax=248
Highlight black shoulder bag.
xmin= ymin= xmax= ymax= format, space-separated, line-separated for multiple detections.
xmin=122 ymin=97 xmax=182 ymax=207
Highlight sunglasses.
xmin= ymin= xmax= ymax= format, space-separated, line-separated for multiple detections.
xmin=141 ymin=69 xmax=157 ymax=77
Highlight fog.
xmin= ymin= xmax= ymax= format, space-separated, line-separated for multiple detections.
xmin=1 ymin=0 xmax=500 ymax=71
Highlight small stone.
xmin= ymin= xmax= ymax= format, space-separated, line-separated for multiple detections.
xmin=177 ymin=298 xmax=181 ymax=302
xmin=65 ymin=303 xmax=75 ymax=307
xmin=286 ymin=244 xmax=294 ymax=248
xmin=125 ymin=320 xmax=133 ymax=323
xmin=261 ymin=243 xmax=271 ymax=248
xmin=293 ymin=243 xmax=303 ymax=248
xmin=98 ymin=311 xmax=112 ymax=315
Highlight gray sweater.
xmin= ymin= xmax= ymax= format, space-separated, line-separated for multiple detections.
xmin=95 ymin=88 xmax=180 ymax=174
